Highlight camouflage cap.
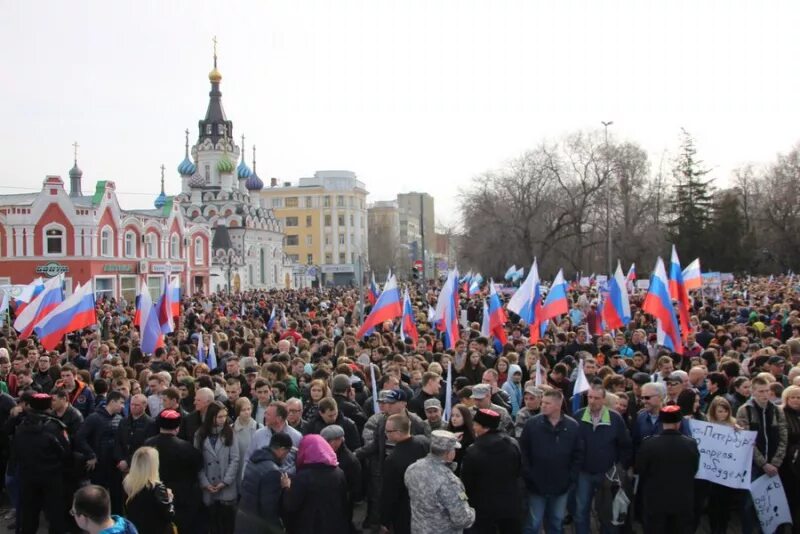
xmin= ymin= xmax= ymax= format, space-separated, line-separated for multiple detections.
xmin=430 ymin=429 xmax=461 ymax=451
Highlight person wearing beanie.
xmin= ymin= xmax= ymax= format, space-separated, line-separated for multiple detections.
xmin=13 ymin=393 xmax=71 ymax=533
xmin=235 ymin=432 xmax=294 ymax=534
xmin=461 ymin=408 xmax=523 ymax=532
xmin=144 ymin=410 xmax=203 ymax=533
xmin=635 ymin=405 xmax=699 ymax=533
xmin=320 ymin=424 xmax=363 ymax=532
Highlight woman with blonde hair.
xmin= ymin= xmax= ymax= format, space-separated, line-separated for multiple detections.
xmin=123 ymin=446 xmax=175 ymax=534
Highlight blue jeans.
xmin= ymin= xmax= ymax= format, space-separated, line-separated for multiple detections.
xmin=524 ymin=492 xmax=568 ymax=534
xmin=575 ymin=471 xmax=619 ymax=534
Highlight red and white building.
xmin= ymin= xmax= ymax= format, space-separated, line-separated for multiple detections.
xmin=0 ymin=171 xmax=211 ymax=302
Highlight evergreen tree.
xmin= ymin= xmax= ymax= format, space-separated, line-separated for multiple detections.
xmin=707 ymin=190 xmax=747 ymax=272
xmin=667 ymin=129 xmax=714 ymax=262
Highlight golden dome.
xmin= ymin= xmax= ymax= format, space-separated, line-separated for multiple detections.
xmin=209 ymin=68 xmax=222 ymax=83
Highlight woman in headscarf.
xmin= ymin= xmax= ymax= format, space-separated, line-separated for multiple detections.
xmin=284 ymin=434 xmax=350 ymax=534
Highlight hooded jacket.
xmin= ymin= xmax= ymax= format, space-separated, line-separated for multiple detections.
xmin=235 ymin=447 xmax=285 ymax=534
xmin=501 ymin=364 xmax=524 ymax=418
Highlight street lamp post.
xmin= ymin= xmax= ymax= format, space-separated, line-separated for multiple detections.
xmin=215 ymin=248 xmax=243 ymax=294
xmin=601 ymin=120 xmax=614 ymax=276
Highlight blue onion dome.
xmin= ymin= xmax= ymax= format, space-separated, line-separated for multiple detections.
xmin=237 ymin=157 xmax=252 ymax=180
xmin=178 ymin=155 xmax=196 ymax=176
xmin=154 ymin=191 xmax=167 ymax=209
xmin=246 ymin=171 xmax=264 ymax=191
xmin=188 ymin=172 xmax=205 ymax=188
xmin=217 ymin=153 xmax=235 ymax=174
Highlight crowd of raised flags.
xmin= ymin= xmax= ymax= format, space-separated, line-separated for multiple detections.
xmin=353 ymin=246 xmax=705 ymax=408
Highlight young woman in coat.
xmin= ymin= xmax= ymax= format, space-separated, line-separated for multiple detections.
xmin=122 ymin=446 xmax=175 ymax=534
xmin=232 ymin=397 xmax=261 ymax=486
xmin=195 ymin=401 xmax=240 ymax=534
xmin=284 ymin=434 xmax=350 ymax=534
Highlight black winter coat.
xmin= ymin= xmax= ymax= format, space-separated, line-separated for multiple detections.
xmin=125 ymin=482 xmax=174 ymax=534
xmin=334 ymin=394 xmax=368 ymax=432
xmin=114 ymin=414 xmax=157 ymax=465
xmin=235 ymin=447 xmax=285 ymax=534
xmin=635 ymin=429 xmax=699 ymax=516
xmin=461 ymin=430 xmax=522 ymax=520
xmin=144 ymin=433 xmax=203 ymax=533
xmin=12 ymin=412 xmax=71 ymax=477
xmin=285 ymin=463 xmax=350 ymax=534
xmin=76 ymin=406 xmax=123 ymax=485
xmin=380 ymin=436 xmax=430 ymax=533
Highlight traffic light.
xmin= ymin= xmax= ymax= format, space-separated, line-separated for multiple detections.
xmin=412 ymin=265 xmax=420 ymax=280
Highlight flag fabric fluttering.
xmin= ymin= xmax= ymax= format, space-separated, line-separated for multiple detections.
xmin=443 ymin=361 xmax=453 ymax=421
xmin=156 ymin=276 xmax=174 ymax=335
xmin=682 ymin=258 xmax=702 ymax=291
xmin=207 ymin=336 xmax=218 ymax=370
xmin=669 ymin=245 xmax=692 ymax=342
xmin=196 ymin=333 xmax=207 ymax=365
xmin=487 ymin=280 xmax=508 ymax=348
xmin=507 ymin=260 xmax=542 ymax=344
xmin=480 ymin=299 xmax=490 ymax=338
xmin=0 ymin=278 xmax=44 ymax=307
xmin=266 ymin=307 xmax=277 ymax=330
xmin=643 ymin=257 xmax=683 ymax=355
xmin=602 ymin=262 xmax=631 ymax=331
xmin=13 ymin=275 xmax=64 ymax=340
xmin=368 ymin=273 xmax=381 ymax=306
xmin=280 ymin=309 xmax=288 ymax=330
xmin=535 ymin=359 xmax=543 ymax=387
xmin=370 ymin=363 xmax=380 ymax=415
xmin=169 ymin=276 xmax=181 ymax=318
xmin=626 ymin=264 xmax=637 ymax=282
xmin=34 ymin=282 xmax=97 ymax=351
xmin=504 ymin=265 xmax=517 ymax=281
xmin=400 ymin=288 xmax=419 ymax=344
xmin=540 ymin=270 xmax=569 ymax=325
xmin=357 ymin=275 xmax=403 ymax=338
xmin=571 ymin=359 xmax=590 ymax=414
xmin=514 ymin=266 xmax=525 ymax=282
xmin=467 ymin=273 xmax=483 ymax=297
xmin=138 ymin=279 xmax=164 ymax=354
xmin=434 ymin=270 xmax=461 ymax=349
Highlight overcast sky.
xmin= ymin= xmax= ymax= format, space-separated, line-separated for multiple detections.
xmin=2 ymin=1 xmax=798 ymax=227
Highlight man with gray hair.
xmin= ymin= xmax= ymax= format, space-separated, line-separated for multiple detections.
xmin=405 ymin=430 xmax=475 ymax=534
xmin=514 ymin=386 xmax=543 ymax=439
xmin=471 ymin=384 xmax=513 ymax=434
xmin=285 ymin=397 xmax=304 ymax=432
xmin=179 ymin=387 xmax=214 ymax=442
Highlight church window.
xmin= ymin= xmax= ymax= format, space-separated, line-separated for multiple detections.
xmin=170 ymin=234 xmax=180 ymax=258
xmin=44 ymin=225 xmax=65 ymax=256
xmin=206 ymin=124 xmax=212 ymax=135
xmin=194 ymin=237 xmax=204 ymax=264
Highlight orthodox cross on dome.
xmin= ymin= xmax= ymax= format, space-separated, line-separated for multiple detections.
xmin=252 ymin=145 xmax=257 ymax=171
xmin=160 ymin=164 xmax=166 ymax=193
xmin=184 ymin=128 xmax=190 ymax=155
xmin=212 ymin=36 xmax=218 ymax=68
xmin=72 ymin=141 xmax=79 ymax=164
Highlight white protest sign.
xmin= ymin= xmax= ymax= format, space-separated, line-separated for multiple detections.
xmin=750 ymin=474 xmax=793 ymax=534
xmin=635 ymin=280 xmax=650 ymax=290
xmin=579 ymin=277 xmax=590 ymax=287
xmin=688 ymin=419 xmax=756 ymax=489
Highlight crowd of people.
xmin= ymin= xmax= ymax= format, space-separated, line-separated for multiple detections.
xmin=0 ymin=275 xmax=799 ymax=533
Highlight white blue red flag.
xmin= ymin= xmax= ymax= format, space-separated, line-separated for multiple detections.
xmin=34 ymin=282 xmax=97 ymax=351
xmin=357 ymin=275 xmax=402 ymax=338
xmin=507 ymin=260 xmax=542 ymax=343
xmin=682 ymin=258 xmax=702 ymax=291
xmin=669 ymin=245 xmax=692 ymax=342
xmin=644 ymin=257 xmax=683 ymax=354
xmin=400 ymin=288 xmax=419 ymax=344
xmin=602 ymin=262 xmax=631 ymax=330
xmin=14 ymin=275 xmax=63 ymax=339
xmin=138 ymin=279 xmax=164 ymax=354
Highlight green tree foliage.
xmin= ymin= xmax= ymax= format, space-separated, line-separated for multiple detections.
xmin=667 ymin=129 xmax=714 ymax=262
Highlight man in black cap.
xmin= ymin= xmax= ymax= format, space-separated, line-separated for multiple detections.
xmin=635 ymin=405 xmax=699 ymax=533
xmin=144 ymin=409 xmax=203 ymax=534
xmin=13 ymin=392 xmax=71 ymax=534
xmin=461 ymin=408 xmax=522 ymax=533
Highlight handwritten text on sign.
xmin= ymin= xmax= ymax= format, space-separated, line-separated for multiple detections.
xmin=688 ymin=420 xmax=756 ymax=489
xmin=750 ymin=474 xmax=792 ymax=534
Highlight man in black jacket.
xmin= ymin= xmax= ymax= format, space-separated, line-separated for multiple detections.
xmin=145 ymin=409 xmax=204 ymax=534
xmin=113 ymin=393 xmax=156 ymax=472
xmin=332 ymin=374 xmax=368 ymax=432
xmin=76 ymin=390 xmax=125 ymax=514
xmin=303 ymin=397 xmax=361 ymax=451
xmin=462 ymin=408 xmax=522 ymax=533
xmin=635 ymin=405 xmax=699 ymax=534
xmin=379 ymin=413 xmax=430 ymax=534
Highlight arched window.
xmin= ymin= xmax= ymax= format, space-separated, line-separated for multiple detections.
xmin=124 ymin=231 xmax=136 ymax=258
xmin=43 ymin=224 xmax=65 ymax=256
xmin=170 ymin=234 xmax=180 ymax=258
xmin=100 ymin=226 xmax=112 ymax=257
xmin=194 ymin=237 xmax=204 ymax=265
xmin=146 ymin=233 xmax=156 ymax=258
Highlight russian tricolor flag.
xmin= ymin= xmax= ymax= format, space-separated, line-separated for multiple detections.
xmin=602 ymin=262 xmax=631 ymax=331
xmin=468 ymin=273 xmax=483 ymax=297
xmin=669 ymin=245 xmax=692 ymax=342
xmin=434 ymin=269 xmax=461 ymax=349
xmin=487 ymin=281 xmax=508 ymax=347
xmin=357 ymin=275 xmax=403 ymax=338
xmin=266 ymin=307 xmax=277 ymax=330
xmin=507 ymin=260 xmax=542 ymax=343
xmin=400 ymin=288 xmax=419 ymax=344
xmin=34 ymin=282 xmax=97 ymax=351
xmin=169 ymin=275 xmax=181 ymax=318
xmin=682 ymin=258 xmax=702 ymax=291
xmin=157 ymin=276 xmax=174 ymax=335
xmin=14 ymin=275 xmax=64 ymax=340
xmin=540 ymin=269 xmax=569 ymax=323
xmin=643 ymin=257 xmax=683 ymax=354
xmin=138 ymin=279 xmax=164 ymax=354
xmin=368 ymin=273 xmax=380 ymax=306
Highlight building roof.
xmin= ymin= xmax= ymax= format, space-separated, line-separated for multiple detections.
xmin=0 ymin=193 xmax=39 ymax=206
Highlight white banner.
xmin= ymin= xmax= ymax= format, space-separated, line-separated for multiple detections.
xmin=750 ymin=474 xmax=793 ymax=534
xmin=688 ymin=420 xmax=756 ymax=489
